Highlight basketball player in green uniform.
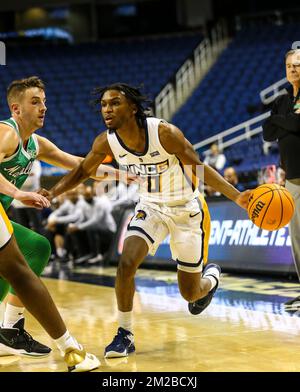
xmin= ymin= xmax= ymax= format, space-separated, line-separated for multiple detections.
xmin=0 ymin=76 xmax=107 ymax=371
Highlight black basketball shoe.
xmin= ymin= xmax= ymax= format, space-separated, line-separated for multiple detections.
xmin=188 ymin=263 xmax=221 ymax=315
xmin=284 ymin=295 xmax=300 ymax=311
xmin=104 ymin=327 xmax=135 ymax=358
xmin=0 ymin=318 xmax=51 ymax=357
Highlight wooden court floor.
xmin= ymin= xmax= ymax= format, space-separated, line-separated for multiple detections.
xmin=1 ymin=265 xmax=300 ymax=372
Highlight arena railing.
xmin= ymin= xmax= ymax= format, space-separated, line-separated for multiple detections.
xmin=259 ymin=77 xmax=288 ymax=105
xmin=155 ymin=20 xmax=229 ymax=121
xmin=194 ymin=75 xmax=289 ymax=156
xmin=193 ymin=111 xmax=271 ymax=156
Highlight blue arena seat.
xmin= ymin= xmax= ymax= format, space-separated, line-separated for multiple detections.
xmin=0 ymin=33 xmax=202 ymax=156
xmin=172 ymin=23 xmax=300 ymax=171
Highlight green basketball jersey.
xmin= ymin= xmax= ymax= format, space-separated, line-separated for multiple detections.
xmin=0 ymin=118 xmax=39 ymax=211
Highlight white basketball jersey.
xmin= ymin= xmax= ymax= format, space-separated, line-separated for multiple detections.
xmin=107 ymin=117 xmax=199 ymax=204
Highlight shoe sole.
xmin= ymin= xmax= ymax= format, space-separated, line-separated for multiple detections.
xmin=104 ymin=349 xmax=128 ymax=358
xmin=0 ymin=343 xmax=51 ymax=358
xmin=104 ymin=348 xmax=135 ymax=358
xmin=68 ymin=355 xmax=100 ymax=372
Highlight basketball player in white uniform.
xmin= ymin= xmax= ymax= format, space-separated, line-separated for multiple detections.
xmin=46 ymin=83 xmax=251 ymax=358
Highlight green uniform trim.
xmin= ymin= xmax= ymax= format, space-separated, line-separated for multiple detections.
xmin=0 ymin=118 xmax=39 ymax=211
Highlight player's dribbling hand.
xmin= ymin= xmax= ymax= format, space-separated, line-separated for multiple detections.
xmin=234 ymin=190 xmax=252 ymax=210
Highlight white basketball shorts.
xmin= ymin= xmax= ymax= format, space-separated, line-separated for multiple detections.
xmin=125 ymin=195 xmax=211 ymax=273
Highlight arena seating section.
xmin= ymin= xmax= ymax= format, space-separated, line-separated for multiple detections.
xmin=172 ymin=23 xmax=300 ymax=173
xmin=1 ymin=24 xmax=300 ymax=175
xmin=0 ymin=34 xmax=200 ymax=155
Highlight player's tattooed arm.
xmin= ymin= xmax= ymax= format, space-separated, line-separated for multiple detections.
xmin=159 ymin=122 xmax=250 ymax=209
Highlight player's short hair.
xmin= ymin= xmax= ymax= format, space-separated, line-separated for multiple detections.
xmin=92 ymin=82 xmax=152 ymax=128
xmin=7 ymin=76 xmax=45 ymax=106
xmin=285 ymin=49 xmax=300 ymax=61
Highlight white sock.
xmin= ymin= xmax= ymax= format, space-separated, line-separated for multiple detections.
xmin=203 ymin=266 xmax=220 ymax=291
xmin=118 ymin=311 xmax=133 ymax=333
xmin=54 ymin=330 xmax=81 ymax=356
xmin=2 ymin=304 xmax=25 ymax=328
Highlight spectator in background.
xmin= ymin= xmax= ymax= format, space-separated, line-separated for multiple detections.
xmin=68 ymin=181 xmax=116 ymax=265
xmin=110 ymin=182 xmax=139 ymax=211
xmin=204 ymin=185 xmax=220 ymax=198
xmin=277 ymin=166 xmax=286 ymax=186
xmin=204 ymin=143 xmax=226 ymax=172
xmin=263 ymin=48 xmax=300 ymax=310
xmin=224 ymin=167 xmax=245 ymax=192
xmin=46 ymin=186 xmax=91 ymax=262
xmin=12 ymin=160 xmax=44 ymax=234
xmin=65 ymin=185 xmax=94 ymax=264
xmin=46 ymin=189 xmax=77 ymax=260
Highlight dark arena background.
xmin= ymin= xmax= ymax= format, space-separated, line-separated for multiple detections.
xmin=1 ymin=0 xmax=300 ymax=378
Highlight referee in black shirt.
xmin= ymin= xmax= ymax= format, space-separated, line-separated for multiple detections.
xmin=263 ymin=49 xmax=300 ymax=309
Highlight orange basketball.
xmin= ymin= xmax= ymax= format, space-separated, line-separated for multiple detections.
xmin=247 ymin=183 xmax=295 ymax=231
